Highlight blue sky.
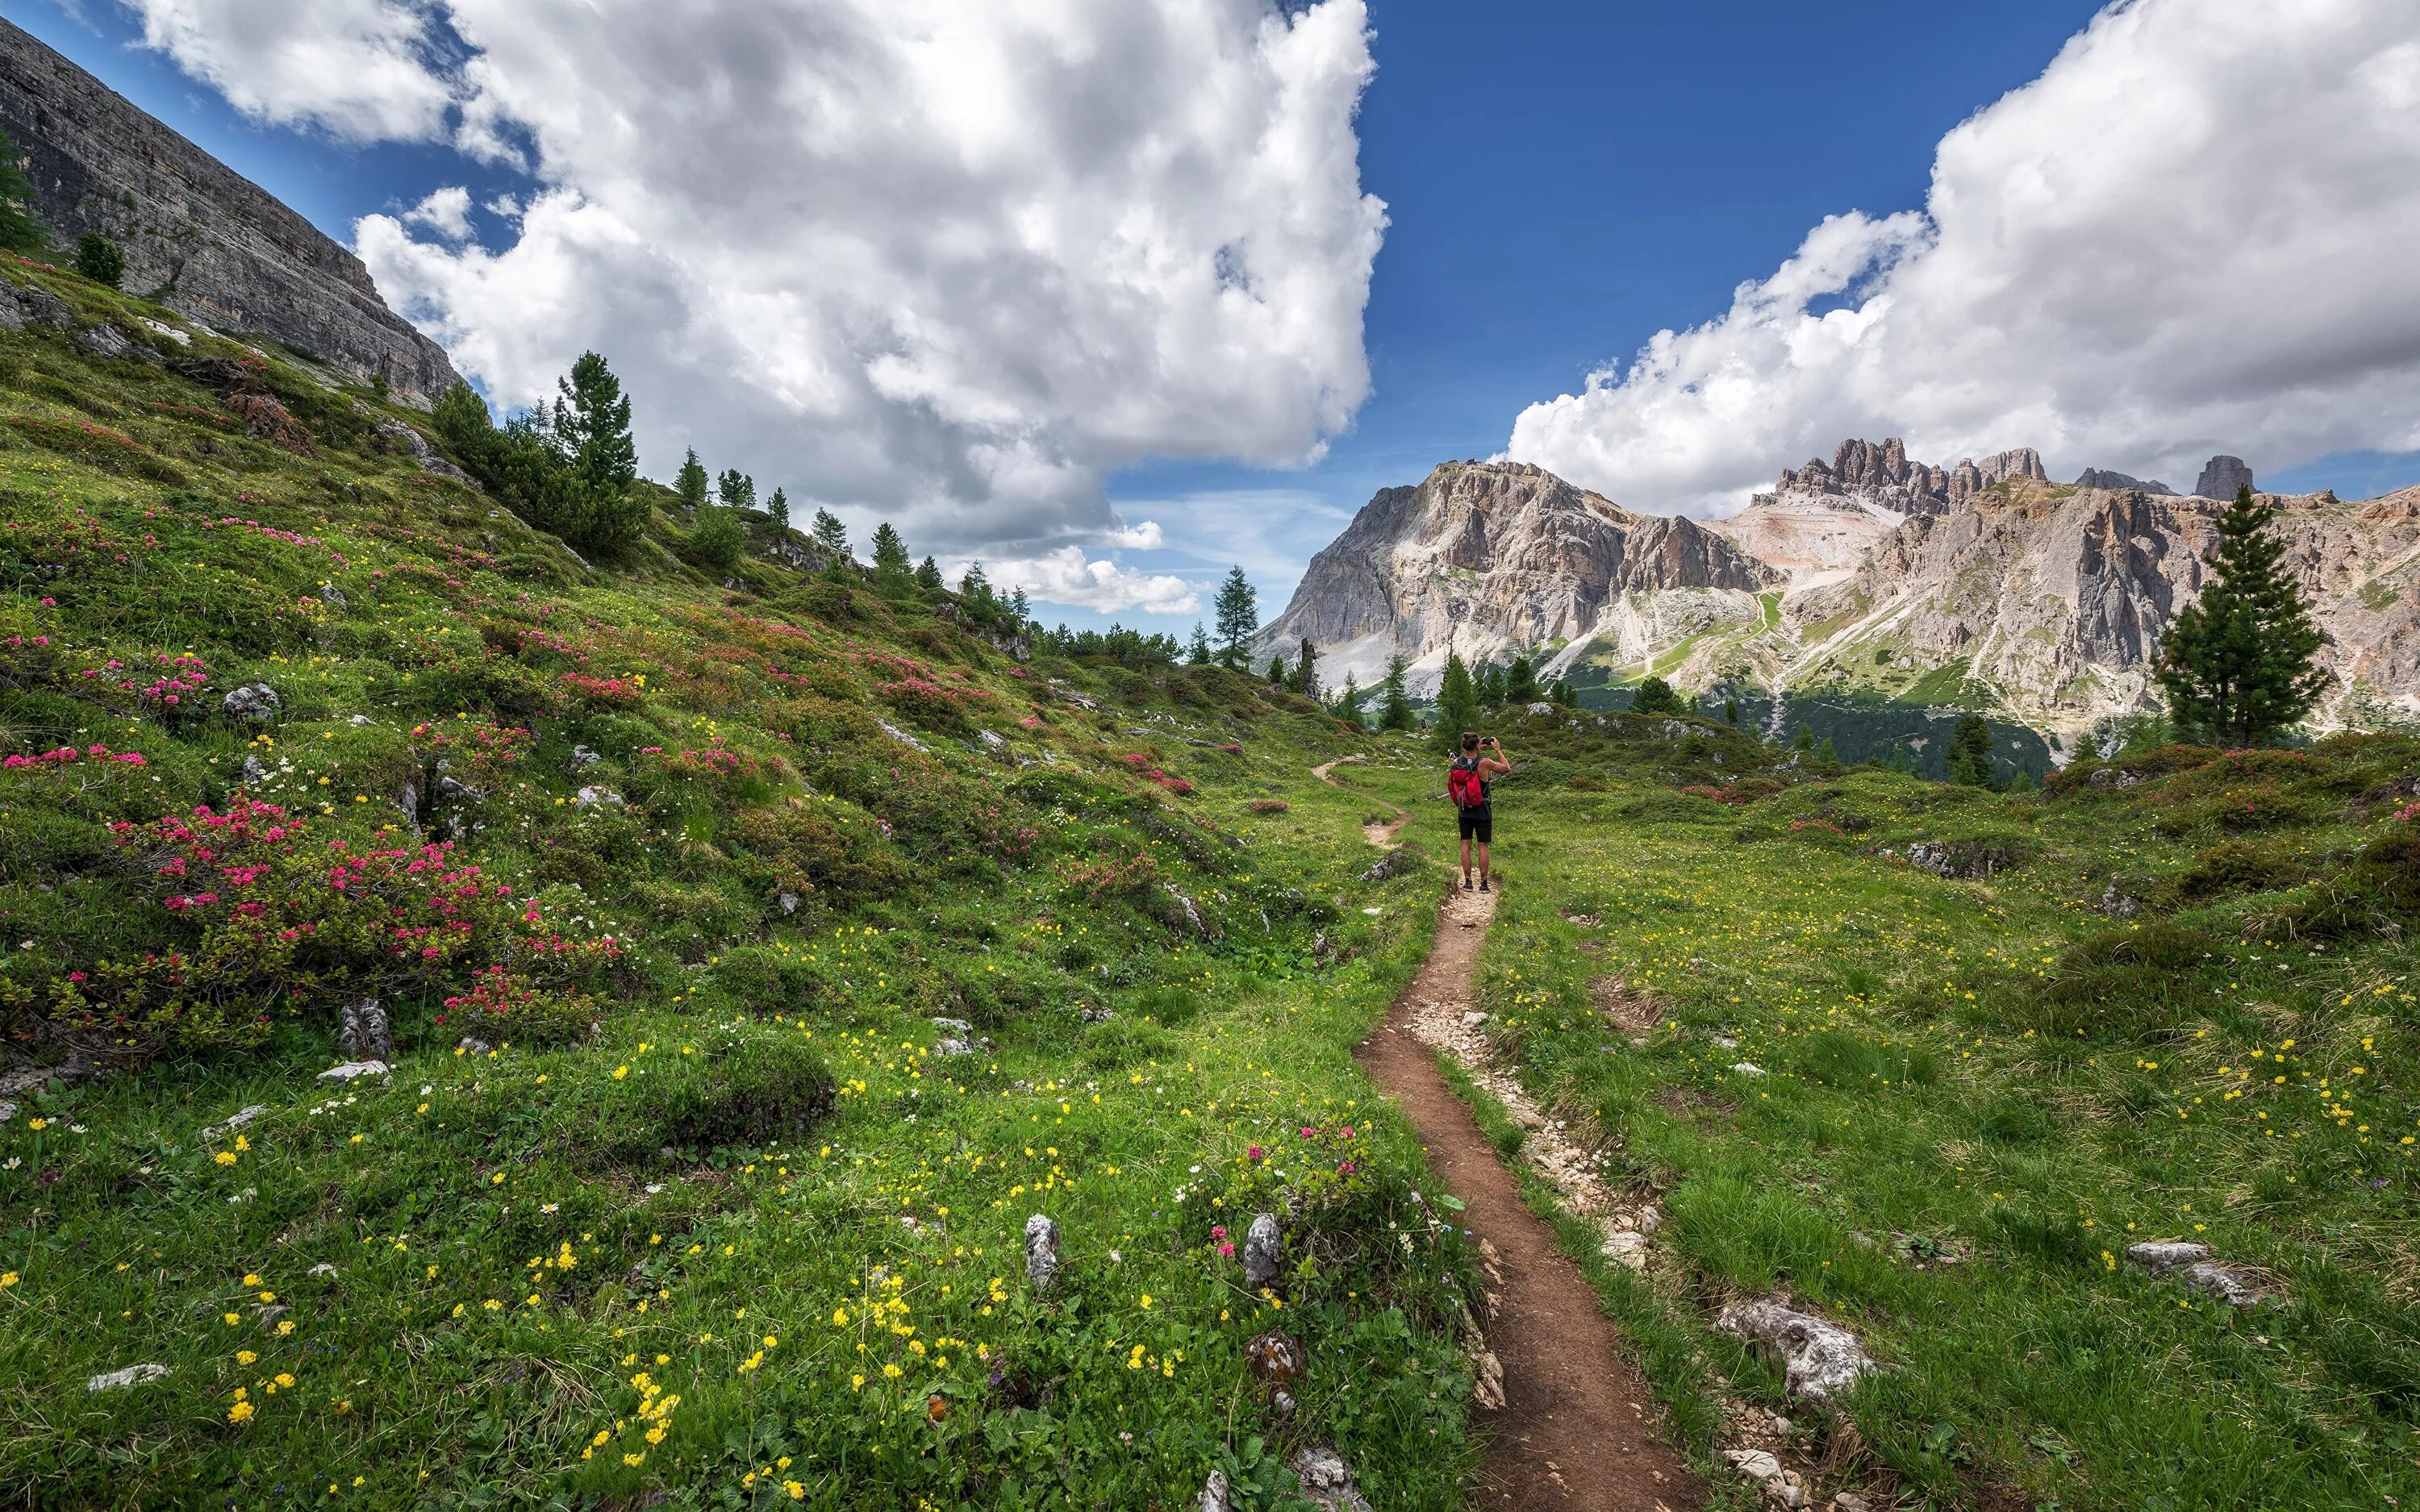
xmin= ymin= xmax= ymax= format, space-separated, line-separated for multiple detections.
xmin=13 ymin=0 xmax=2417 ymax=633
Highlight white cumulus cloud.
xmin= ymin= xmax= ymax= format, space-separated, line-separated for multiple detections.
xmin=1507 ymin=0 xmax=2420 ymax=515
xmin=967 ymin=548 xmax=1201 ymax=616
xmin=123 ymin=0 xmax=1386 ymax=558
xmin=400 ymin=185 xmax=474 ymax=241
xmin=118 ymin=0 xmax=457 ymax=142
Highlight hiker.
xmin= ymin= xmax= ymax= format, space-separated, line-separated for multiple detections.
xmin=1447 ymin=731 xmax=1511 ymax=892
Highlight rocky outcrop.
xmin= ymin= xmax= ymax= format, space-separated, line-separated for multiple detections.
xmin=1258 ymin=460 xmax=1777 ymax=693
xmin=1786 ymin=480 xmax=2420 ymax=743
xmin=0 ymin=19 xmax=460 ymax=405
xmin=1766 ymin=435 xmax=1953 ymax=516
xmin=2193 ymin=455 xmax=2256 ymax=500
xmin=2076 ymin=467 xmax=2174 ymax=495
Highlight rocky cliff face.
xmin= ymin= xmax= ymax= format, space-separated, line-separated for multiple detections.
xmin=1275 ymin=436 xmax=2419 ymax=746
xmin=2193 ymin=455 xmax=2256 ymax=500
xmin=1783 ymin=480 xmax=2420 ymax=745
xmin=1258 ymin=460 xmax=1778 ymax=693
xmin=0 ymin=19 xmax=459 ymax=405
xmin=2076 ymin=467 xmax=2174 ymax=495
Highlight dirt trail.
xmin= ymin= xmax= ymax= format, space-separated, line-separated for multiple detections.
xmin=1310 ymin=754 xmax=1407 ymax=848
xmin=1355 ymin=886 xmax=1703 ymax=1511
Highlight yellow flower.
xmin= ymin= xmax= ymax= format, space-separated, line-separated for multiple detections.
xmin=273 ymin=1372 xmax=295 ymax=1389
xmin=227 ymin=1400 xmax=255 ymax=1425
xmin=613 ymin=1065 xmax=630 ymax=1081
xmin=236 ymin=1350 xmax=257 ymax=1365
xmin=0 ymin=1272 xmax=16 ymax=1289
xmin=242 ymin=1273 xmax=262 ymax=1287
xmin=223 ymin=1312 xmax=241 ymax=1326
xmin=275 ymin=1320 xmax=294 ymax=1336
xmin=785 ymin=1481 xmax=806 ymax=1501
xmin=215 ymin=1151 xmax=239 ymax=1166
xmin=851 ymin=1372 xmax=866 ymax=1390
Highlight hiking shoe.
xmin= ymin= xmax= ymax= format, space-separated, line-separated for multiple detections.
xmin=1462 ymin=877 xmax=1474 ymax=891
xmin=1479 ymin=878 xmax=1491 ymax=893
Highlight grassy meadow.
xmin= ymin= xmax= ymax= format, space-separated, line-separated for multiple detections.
xmin=0 ymin=258 xmax=1482 ymax=1508
xmin=1327 ymin=712 xmax=2420 ymax=1510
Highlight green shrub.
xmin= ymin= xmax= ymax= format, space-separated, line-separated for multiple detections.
xmin=2026 ymin=922 xmax=2218 ymax=1041
xmin=589 ymin=1033 xmax=834 ymax=1163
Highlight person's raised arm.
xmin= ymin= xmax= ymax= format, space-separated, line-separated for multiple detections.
xmin=1483 ymin=736 xmax=1511 ymax=777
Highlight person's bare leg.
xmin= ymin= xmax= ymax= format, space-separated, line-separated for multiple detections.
xmin=1477 ymin=840 xmax=1491 ymax=886
xmin=1459 ymin=835 xmax=1473 ymax=884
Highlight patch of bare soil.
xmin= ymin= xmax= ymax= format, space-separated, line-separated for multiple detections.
xmin=1356 ymin=885 xmax=1703 ymax=1512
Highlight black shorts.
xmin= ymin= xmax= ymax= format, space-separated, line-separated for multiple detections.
xmin=1456 ymin=803 xmax=1492 ymax=843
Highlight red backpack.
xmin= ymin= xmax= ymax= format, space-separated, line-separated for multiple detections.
xmin=1447 ymin=756 xmax=1487 ymax=808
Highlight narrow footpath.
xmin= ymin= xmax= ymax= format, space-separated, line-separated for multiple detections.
xmin=1318 ymin=760 xmax=1702 ymax=1512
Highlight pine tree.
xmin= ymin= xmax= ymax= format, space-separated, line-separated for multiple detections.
xmin=1212 ymin=567 xmax=1258 ymax=669
xmin=1791 ymin=723 xmax=1816 ymax=753
xmin=716 ymin=469 xmax=755 ymax=510
xmin=1630 ymin=676 xmax=1683 ymax=717
xmin=1335 ymin=672 xmax=1363 ymax=727
xmin=871 ymin=523 xmax=913 ymax=592
xmin=1294 ymin=637 xmax=1320 ymax=702
xmin=1379 ymin=654 xmax=1417 ymax=731
xmin=1550 ymin=677 xmax=1575 ymax=708
xmin=766 ymin=487 xmax=791 ymax=532
xmin=1434 ymin=652 xmax=1480 ymax=752
xmin=1504 ymin=652 xmax=1541 ymax=706
xmin=675 ymin=448 xmax=709 ymax=510
xmin=0 ymin=133 xmax=44 ymax=256
xmin=2157 ymin=486 xmax=2331 ymax=746
xmin=72 ymin=231 xmax=124 ymax=289
xmin=959 ymin=561 xmax=988 ymax=599
xmin=550 ymin=352 xmax=645 ymax=554
xmin=1946 ymin=714 xmax=1995 ymax=786
xmin=1265 ymin=655 xmax=1288 ymax=688
xmin=812 ymin=508 xmax=849 ymax=560
xmin=915 ymin=556 xmax=945 ymax=591
xmin=1186 ymin=623 xmax=1212 ymax=666
xmin=1477 ymin=662 xmax=1507 ymax=706
xmin=1008 ymin=587 xmax=1030 ymax=626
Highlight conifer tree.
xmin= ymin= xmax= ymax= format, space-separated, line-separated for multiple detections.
xmin=716 ymin=469 xmax=755 ymax=510
xmin=767 ymin=487 xmax=791 ymax=532
xmin=1504 ymin=652 xmax=1541 ymax=705
xmin=870 ymin=523 xmax=913 ymax=590
xmin=1212 ymin=567 xmax=1258 ymax=669
xmin=675 ymin=448 xmax=709 ymax=510
xmin=551 ymin=352 xmax=645 ymax=554
xmin=1630 ymin=676 xmax=1683 ymax=718
xmin=1434 ymin=652 xmax=1480 ymax=752
xmin=1008 ymin=586 xmax=1030 ymax=626
xmin=1265 ymin=655 xmax=1288 ymax=687
xmin=1334 ymin=672 xmax=1363 ymax=727
xmin=72 ymin=231 xmax=124 ymax=289
xmin=1946 ymin=714 xmax=1995 ymax=785
xmin=2157 ymin=486 xmax=2330 ymax=746
xmin=1294 ymin=637 xmax=1320 ymax=702
xmin=1187 ymin=623 xmax=1212 ymax=666
xmin=1379 ymin=654 xmax=1417 ymax=731
xmin=1477 ymin=662 xmax=1507 ymax=706
xmin=812 ymin=508 xmax=849 ymax=560
xmin=915 ymin=556 xmax=945 ymax=591
xmin=1550 ymin=676 xmax=1575 ymax=708
xmin=0 ymin=134 xmax=44 ymax=256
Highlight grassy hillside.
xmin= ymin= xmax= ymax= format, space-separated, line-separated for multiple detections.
xmin=1325 ymin=710 xmax=2420 ymax=1509
xmin=0 ymin=260 xmax=1482 ymax=1507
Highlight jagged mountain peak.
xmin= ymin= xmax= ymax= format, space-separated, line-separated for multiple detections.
xmin=1258 ymin=459 xmax=1775 ymax=692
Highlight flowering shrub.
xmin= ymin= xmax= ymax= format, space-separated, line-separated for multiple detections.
xmin=1678 ymin=777 xmax=1782 ymax=805
xmin=876 ymin=676 xmax=998 ymax=731
xmin=2 ymin=743 xmax=146 ymax=770
xmin=4 ymin=799 xmax=616 ymax=1057
xmin=1057 ymin=850 xmax=1158 ymax=905
xmin=557 ymin=672 xmax=644 ymax=710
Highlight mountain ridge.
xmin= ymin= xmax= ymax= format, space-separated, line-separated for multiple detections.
xmin=1261 ymin=444 xmax=2420 ymax=746
xmin=0 ymin=17 xmax=460 ymax=405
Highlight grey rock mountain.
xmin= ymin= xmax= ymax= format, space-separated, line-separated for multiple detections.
xmin=2194 ymin=455 xmax=2256 ymax=500
xmin=0 ymin=18 xmax=459 ymax=405
xmin=1258 ymin=460 xmax=1776 ymax=694
xmin=1270 ymin=441 xmax=2420 ymax=743
xmin=2076 ymin=467 xmax=2174 ymax=495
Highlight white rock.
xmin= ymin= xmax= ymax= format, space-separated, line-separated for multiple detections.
xmin=1289 ymin=1447 xmax=1373 ymax=1512
xmin=308 ymin=1263 xmax=339 ymax=1277
xmin=318 ymin=1060 xmax=390 ymax=1082
xmin=1725 ymin=1449 xmax=1784 ymax=1481
xmin=1241 ymin=1213 xmax=1284 ymax=1291
xmin=1717 ymin=1297 xmax=1878 ymax=1401
xmin=2182 ymin=1260 xmax=2282 ymax=1308
xmin=1024 ymin=1213 xmax=1060 ymax=1293
xmin=574 ymin=785 xmax=624 ymax=808
xmin=1729 ymin=1062 xmax=1767 ymax=1077
xmin=87 ymin=1363 xmax=171 ymax=1392
xmin=878 ymin=719 xmax=928 ymax=752
xmin=2124 ymin=1240 xmax=2211 ymax=1274
xmin=1197 ymin=1469 xmax=1230 ymax=1512
xmin=199 ymin=1105 xmax=269 ymax=1143
xmin=1601 ymin=1230 xmax=1651 ymax=1270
